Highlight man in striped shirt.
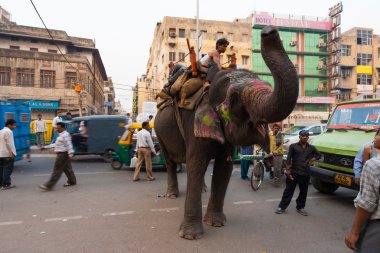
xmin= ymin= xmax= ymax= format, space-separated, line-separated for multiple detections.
xmin=345 ymin=157 xmax=380 ymax=252
xmin=39 ymin=122 xmax=76 ymax=191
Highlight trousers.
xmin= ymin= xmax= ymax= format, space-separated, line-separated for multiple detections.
xmin=36 ymin=132 xmax=45 ymax=146
xmin=278 ymin=174 xmax=310 ymax=210
xmin=133 ymin=148 xmax=154 ymax=180
xmin=44 ymin=153 xmax=76 ymax=189
xmin=0 ymin=157 xmax=14 ymax=186
xmin=356 ymin=219 xmax=380 ymax=253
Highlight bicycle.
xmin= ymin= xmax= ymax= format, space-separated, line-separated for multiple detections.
xmin=250 ymin=153 xmax=287 ymax=191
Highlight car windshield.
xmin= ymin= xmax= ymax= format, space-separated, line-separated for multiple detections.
xmin=284 ymin=125 xmax=306 ymax=135
xmin=328 ymin=102 xmax=380 ymax=131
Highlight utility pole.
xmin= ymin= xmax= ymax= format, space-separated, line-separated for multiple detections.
xmin=196 ymin=0 xmax=200 ymax=60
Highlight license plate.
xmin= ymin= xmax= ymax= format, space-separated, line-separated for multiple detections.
xmin=335 ymin=174 xmax=352 ymax=186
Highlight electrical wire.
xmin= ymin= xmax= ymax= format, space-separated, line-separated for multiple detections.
xmin=29 ymin=0 xmax=80 ymax=78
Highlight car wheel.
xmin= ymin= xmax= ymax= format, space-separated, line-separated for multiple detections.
xmin=311 ymin=177 xmax=339 ymax=194
xmin=111 ymin=160 xmax=123 ymax=170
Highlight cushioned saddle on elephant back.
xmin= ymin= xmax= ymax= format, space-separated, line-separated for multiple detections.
xmin=194 ymin=93 xmax=225 ymax=144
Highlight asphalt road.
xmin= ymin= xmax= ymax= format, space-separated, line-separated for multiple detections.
xmin=1 ymin=154 xmax=357 ymax=253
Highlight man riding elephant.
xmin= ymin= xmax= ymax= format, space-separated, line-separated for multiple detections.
xmin=154 ymin=26 xmax=299 ymax=239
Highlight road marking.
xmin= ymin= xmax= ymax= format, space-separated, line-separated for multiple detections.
xmin=0 ymin=221 xmax=23 ymax=226
xmin=103 ymin=211 xmax=135 ymax=216
xmin=33 ymin=171 xmax=123 ymax=177
xmin=151 ymin=207 xmax=179 ymax=212
xmin=233 ymin=201 xmax=254 ymax=205
xmin=44 ymin=216 xmax=83 ymax=222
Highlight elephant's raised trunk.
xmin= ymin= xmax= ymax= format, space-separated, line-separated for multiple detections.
xmin=254 ymin=26 xmax=299 ymax=123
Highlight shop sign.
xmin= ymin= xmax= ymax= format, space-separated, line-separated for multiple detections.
xmin=297 ymin=96 xmax=336 ymax=104
xmin=254 ymin=12 xmax=332 ymax=31
xmin=28 ymin=100 xmax=59 ymax=109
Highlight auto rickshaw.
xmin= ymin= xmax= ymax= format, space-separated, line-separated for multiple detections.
xmin=111 ymin=122 xmax=184 ymax=172
xmin=69 ymin=115 xmax=127 ymax=162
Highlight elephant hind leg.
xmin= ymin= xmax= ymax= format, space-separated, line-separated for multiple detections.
xmin=165 ymin=159 xmax=180 ymax=198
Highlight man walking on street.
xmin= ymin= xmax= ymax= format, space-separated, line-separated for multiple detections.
xmin=269 ymin=123 xmax=284 ymax=185
xmin=345 ymin=156 xmax=380 ymax=252
xmin=0 ymin=119 xmax=17 ymax=190
xmin=240 ymin=146 xmax=253 ymax=180
xmin=51 ymin=111 xmax=62 ymax=144
xmin=133 ymin=121 xmax=156 ymax=182
xmin=39 ymin=122 xmax=76 ymax=190
xmin=275 ymin=130 xmax=321 ymax=216
xmin=35 ymin=113 xmax=47 ymax=147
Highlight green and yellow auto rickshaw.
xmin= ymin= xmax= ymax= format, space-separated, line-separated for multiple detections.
xmin=111 ymin=122 xmax=185 ymax=171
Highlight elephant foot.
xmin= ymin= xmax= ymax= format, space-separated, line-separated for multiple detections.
xmin=165 ymin=189 xmax=179 ymax=199
xmin=178 ymin=221 xmax=204 ymax=240
xmin=203 ymin=211 xmax=227 ymax=227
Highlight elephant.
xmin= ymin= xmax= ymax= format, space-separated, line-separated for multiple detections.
xmin=154 ymin=26 xmax=299 ymax=239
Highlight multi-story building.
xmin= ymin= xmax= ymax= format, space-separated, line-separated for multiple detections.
xmin=252 ymin=12 xmax=335 ymax=126
xmin=335 ymin=27 xmax=380 ymax=100
xmin=0 ymin=7 xmax=108 ymax=119
xmin=104 ymin=77 xmax=115 ymax=115
xmin=137 ymin=16 xmax=252 ymax=114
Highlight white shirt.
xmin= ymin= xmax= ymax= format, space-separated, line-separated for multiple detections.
xmin=54 ymin=130 xmax=74 ymax=156
xmin=35 ymin=119 xmax=47 ymax=133
xmin=52 ymin=116 xmax=62 ymax=128
xmin=0 ymin=127 xmax=17 ymax=157
xmin=136 ymin=128 xmax=156 ymax=155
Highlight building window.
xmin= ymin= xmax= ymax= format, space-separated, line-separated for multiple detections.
xmin=169 ymin=52 xmax=176 ymax=61
xmin=242 ymin=55 xmax=249 ymax=65
xmin=357 ymin=74 xmax=372 ymax=85
xmin=16 ymin=68 xmax=34 ymax=87
xmin=48 ymin=49 xmax=57 ymax=53
xmin=162 ymin=54 xmax=164 ymax=63
xmin=30 ymin=48 xmax=38 ymax=52
xmin=179 ymin=52 xmax=186 ymax=61
xmin=341 ymin=69 xmax=352 ymax=78
xmin=227 ymin=32 xmax=234 ymax=42
xmin=357 ymin=53 xmax=372 ymax=65
xmin=357 ymin=30 xmax=372 ymax=45
xmin=20 ymin=113 xmax=29 ymax=122
xmin=179 ymin=29 xmax=185 ymax=38
xmin=40 ymin=70 xmax=55 ymax=88
xmin=341 ymin=45 xmax=351 ymax=56
xmin=0 ymin=67 xmax=11 ymax=86
xmin=65 ymin=72 xmax=77 ymax=89
xmin=169 ymin=28 xmax=176 ymax=38
xmin=378 ymin=48 xmax=380 ymax=59
xmin=10 ymin=45 xmax=20 ymax=50
xmin=216 ymin=32 xmax=223 ymax=40
xmin=201 ymin=30 xmax=207 ymax=40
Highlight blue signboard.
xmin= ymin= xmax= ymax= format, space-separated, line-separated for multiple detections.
xmin=28 ymin=100 xmax=59 ymax=109
xmin=104 ymin=101 xmax=113 ymax=107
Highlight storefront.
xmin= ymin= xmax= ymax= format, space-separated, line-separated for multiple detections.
xmin=27 ymin=100 xmax=60 ymax=120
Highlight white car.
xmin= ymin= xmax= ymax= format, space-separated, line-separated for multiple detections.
xmin=283 ymin=124 xmax=326 ymax=151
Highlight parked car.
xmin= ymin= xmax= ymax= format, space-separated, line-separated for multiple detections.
xmin=283 ymin=124 xmax=326 ymax=151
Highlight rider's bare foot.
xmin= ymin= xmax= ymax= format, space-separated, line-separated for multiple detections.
xmin=203 ymin=81 xmax=210 ymax=90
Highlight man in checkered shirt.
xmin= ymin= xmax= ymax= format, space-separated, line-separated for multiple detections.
xmin=345 ymin=157 xmax=380 ymax=252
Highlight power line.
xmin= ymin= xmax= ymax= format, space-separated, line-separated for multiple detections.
xmin=29 ymin=0 xmax=80 ymax=78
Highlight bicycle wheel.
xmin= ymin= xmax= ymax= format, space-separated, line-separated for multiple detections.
xmin=251 ymin=162 xmax=264 ymax=191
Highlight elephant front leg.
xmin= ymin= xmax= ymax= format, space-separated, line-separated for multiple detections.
xmin=165 ymin=159 xmax=179 ymax=198
xmin=179 ymin=160 xmax=208 ymax=239
xmin=204 ymin=158 xmax=233 ymax=227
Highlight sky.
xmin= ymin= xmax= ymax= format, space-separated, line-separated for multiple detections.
xmin=1 ymin=0 xmax=379 ymax=112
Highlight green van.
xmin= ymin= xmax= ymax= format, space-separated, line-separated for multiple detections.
xmin=310 ymin=97 xmax=380 ymax=193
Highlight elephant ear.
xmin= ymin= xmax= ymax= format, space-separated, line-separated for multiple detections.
xmin=194 ymin=93 xmax=225 ymax=144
